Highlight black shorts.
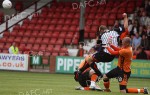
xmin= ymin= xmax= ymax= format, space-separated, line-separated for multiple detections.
xmin=78 ymin=70 xmax=91 ymax=87
xmin=106 ymin=67 xmax=131 ymax=90
xmin=92 ymin=51 xmax=115 ymax=62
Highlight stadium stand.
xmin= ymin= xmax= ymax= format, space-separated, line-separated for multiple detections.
xmin=0 ymin=0 xmax=149 ymax=59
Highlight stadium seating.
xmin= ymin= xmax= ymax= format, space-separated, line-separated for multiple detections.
xmin=0 ymin=0 xmax=147 ymax=57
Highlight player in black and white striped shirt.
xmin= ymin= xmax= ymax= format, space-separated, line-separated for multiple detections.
xmin=75 ymin=13 xmax=129 ymax=90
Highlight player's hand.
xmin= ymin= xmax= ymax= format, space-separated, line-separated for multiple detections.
xmin=122 ymin=13 xmax=127 ymax=18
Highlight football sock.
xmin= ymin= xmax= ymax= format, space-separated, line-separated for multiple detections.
xmin=126 ymin=88 xmax=144 ymax=93
xmin=91 ymin=74 xmax=98 ymax=82
xmin=103 ymin=79 xmax=110 ymax=89
xmin=90 ymin=62 xmax=102 ymax=77
xmin=84 ymin=87 xmax=90 ymax=90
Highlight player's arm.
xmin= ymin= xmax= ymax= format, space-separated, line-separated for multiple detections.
xmin=120 ymin=13 xmax=129 ymax=40
xmin=123 ymin=13 xmax=128 ymax=29
xmin=109 ymin=44 xmax=121 ymax=51
xmin=106 ymin=47 xmax=119 ymax=55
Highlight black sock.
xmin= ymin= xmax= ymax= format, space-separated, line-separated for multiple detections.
xmin=90 ymin=62 xmax=102 ymax=77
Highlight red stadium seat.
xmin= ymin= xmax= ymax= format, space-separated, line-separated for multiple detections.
xmin=28 ymin=38 xmax=36 ymax=44
xmin=118 ymin=8 xmax=126 ymax=14
xmin=85 ymin=25 xmax=91 ymax=33
xmin=48 ymin=25 xmax=55 ymax=31
xmin=58 ymin=19 xmax=65 ymax=25
xmin=23 ymin=18 xmax=30 ymax=25
xmin=72 ymin=39 xmax=78 ymax=45
xmin=70 ymin=25 xmax=77 ymax=32
xmin=24 ymin=31 xmax=31 ymax=37
xmin=49 ymin=38 xmax=57 ymax=45
xmin=45 ymin=32 xmax=52 ymax=38
xmin=86 ymin=19 xmax=93 ymax=26
xmin=56 ymin=39 xmax=64 ymax=45
xmin=51 ymin=52 xmax=59 ymax=56
xmin=104 ymin=8 xmax=111 ymax=13
xmin=0 ymin=43 xmax=4 ymax=49
xmin=110 ymin=8 xmax=118 ymax=13
xmin=38 ymin=31 xmax=45 ymax=38
xmin=11 ymin=31 xmax=18 ymax=37
xmin=91 ymin=26 xmax=98 ymax=32
xmin=7 ymin=37 xmax=15 ymax=43
xmin=42 ymin=38 xmax=49 ymax=44
xmin=59 ymin=33 xmax=66 ymax=38
xmin=40 ymin=44 xmax=47 ymax=51
xmin=101 ymin=14 xmax=109 ymax=20
xmin=109 ymin=13 xmax=116 ymax=20
xmin=72 ymin=19 xmax=79 ymax=25
xmin=84 ymin=32 xmax=89 ymax=39
xmin=34 ymin=24 xmax=42 ymax=31
xmin=100 ymin=20 xmax=107 ymax=26
xmin=117 ymin=13 xmax=123 ymax=20
xmin=127 ymin=7 xmax=134 ymax=13
xmin=4 ymin=43 xmax=11 ymax=49
xmin=41 ymin=25 xmax=48 ymax=31
xmin=55 ymin=25 xmax=63 ymax=31
xmin=13 ymin=24 xmax=20 ymax=31
xmin=52 ymin=31 xmax=59 ymax=38
xmin=18 ymin=31 xmax=24 ymax=37
xmin=26 ymin=44 xmax=33 ymax=50
xmin=74 ymin=13 xmax=80 ymax=19
xmin=46 ymin=46 xmax=53 ymax=53
xmin=66 ymin=33 xmax=74 ymax=39
xmin=97 ymin=7 xmax=104 ymax=13
xmin=44 ymin=52 xmax=51 ymax=56
xmin=32 ymin=44 xmax=40 ymax=51
xmin=14 ymin=37 xmax=22 ymax=43
xmin=108 ymin=19 xmax=115 ymax=26
xmin=35 ymin=38 xmax=42 ymax=44
xmin=21 ymin=37 xmax=29 ymax=44
xmin=3 ymin=31 xmax=10 ymax=37
xmin=62 ymin=25 xmax=69 ymax=31
xmin=89 ymin=33 xmax=96 ymax=39
xmin=65 ymin=39 xmax=72 ymax=44
xmin=92 ymin=20 xmax=100 ymax=26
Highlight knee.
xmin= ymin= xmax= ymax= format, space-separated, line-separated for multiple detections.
xmin=85 ymin=55 xmax=93 ymax=64
xmin=103 ymin=74 xmax=109 ymax=82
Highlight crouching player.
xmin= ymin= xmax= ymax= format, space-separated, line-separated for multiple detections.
xmin=74 ymin=60 xmax=102 ymax=91
xmin=103 ymin=37 xmax=149 ymax=94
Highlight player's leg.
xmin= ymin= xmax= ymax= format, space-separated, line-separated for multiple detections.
xmin=78 ymin=59 xmax=90 ymax=72
xmin=118 ymin=71 xmax=149 ymax=94
xmin=124 ymin=72 xmax=149 ymax=94
xmin=103 ymin=67 xmax=120 ymax=92
xmin=126 ymin=88 xmax=149 ymax=94
xmin=84 ymin=53 xmax=103 ymax=77
xmin=89 ymin=70 xmax=102 ymax=90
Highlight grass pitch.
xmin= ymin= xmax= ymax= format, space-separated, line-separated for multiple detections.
xmin=0 ymin=71 xmax=150 ymax=95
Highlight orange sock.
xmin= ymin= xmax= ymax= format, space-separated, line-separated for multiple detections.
xmin=104 ymin=81 xmax=110 ymax=89
xmin=127 ymin=88 xmax=144 ymax=93
xmin=91 ymin=74 xmax=98 ymax=82
xmin=84 ymin=87 xmax=90 ymax=90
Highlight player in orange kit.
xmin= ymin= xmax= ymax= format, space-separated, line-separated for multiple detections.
xmin=103 ymin=37 xmax=149 ymax=94
xmin=74 ymin=59 xmax=102 ymax=91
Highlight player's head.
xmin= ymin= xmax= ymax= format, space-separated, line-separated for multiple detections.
xmin=122 ymin=37 xmax=131 ymax=47
xmin=99 ymin=25 xmax=107 ymax=33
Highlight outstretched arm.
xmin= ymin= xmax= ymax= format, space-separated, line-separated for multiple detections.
xmin=123 ymin=13 xmax=128 ymax=29
xmin=110 ymin=44 xmax=121 ymax=51
xmin=106 ymin=47 xmax=119 ymax=55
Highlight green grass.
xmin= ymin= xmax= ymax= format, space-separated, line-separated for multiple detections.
xmin=0 ymin=71 xmax=149 ymax=95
